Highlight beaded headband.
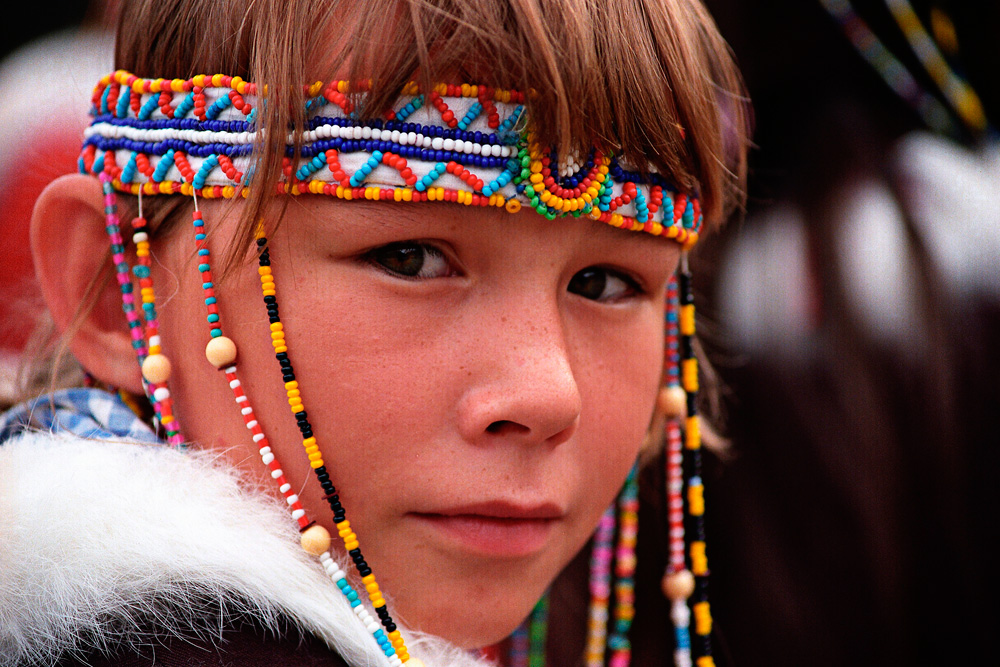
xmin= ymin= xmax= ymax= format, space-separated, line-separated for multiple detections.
xmin=84 ymin=70 xmax=716 ymax=667
xmin=80 ymin=70 xmax=704 ymax=248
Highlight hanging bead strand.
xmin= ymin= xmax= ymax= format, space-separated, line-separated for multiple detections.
xmin=130 ymin=190 xmax=184 ymax=446
xmin=99 ymin=168 xmax=183 ymax=446
xmin=678 ymin=255 xmax=715 ymax=667
xmin=585 ymin=503 xmax=616 ymax=666
xmin=254 ymin=229 xmax=411 ymax=664
xmin=608 ymin=463 xmax=639 ymax=667
xmin=659 ymin=275 xmax=694 ymax=667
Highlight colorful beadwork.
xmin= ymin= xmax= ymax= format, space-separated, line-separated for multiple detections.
xmin=677 ymin=258 xmax=715 ymax=667
xmin=585 ymin=504 xmax=616 ymax=666
xmin=180 ymin=198 xmax=408 ymax=665
xmin=661 ymin=276 xmax=694 ymax=667
xmin=99 ymin=174 xmax=184 ymax=447
xmin=80 ymin=71 xmax=704 ymax=249
xmin=508 ymin=593 xmax=549 ymax=667
xmin=254 ymin=230 xmax=410 ymax=663
xmin=608 ymin=465 xmax=639 ymax=667
xmin=820 ymin=0 xmax=990 ymax=136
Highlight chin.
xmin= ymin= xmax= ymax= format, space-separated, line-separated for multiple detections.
xmin=390 ymin=564 xmax=553 ymax=650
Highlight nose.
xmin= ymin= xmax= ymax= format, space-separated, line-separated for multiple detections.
xmin=456 ymin=299 xmax=582 ymax=448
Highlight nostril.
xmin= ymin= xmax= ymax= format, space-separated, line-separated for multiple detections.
xmin=486 ymin=420 xmax=530 ymax=435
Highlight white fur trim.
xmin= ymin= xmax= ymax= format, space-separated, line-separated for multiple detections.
xmin=0 ymin=431 xmax=491 ymax=667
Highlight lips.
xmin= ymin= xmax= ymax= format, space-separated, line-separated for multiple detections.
xmin=408 ymin=501 xmax=563 ymax=557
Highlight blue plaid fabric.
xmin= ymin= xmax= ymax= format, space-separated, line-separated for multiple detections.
xmin=0 ymin=387 xmax=160 ymax=445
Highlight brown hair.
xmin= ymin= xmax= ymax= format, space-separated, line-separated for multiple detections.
xmin=115 ymin=0 xmax=749 ymax=268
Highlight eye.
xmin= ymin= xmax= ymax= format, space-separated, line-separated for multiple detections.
xmin=567 ymin=267 xmax=641 ymax=302
xmin=367 ymin=241 xmax=453 ymax=279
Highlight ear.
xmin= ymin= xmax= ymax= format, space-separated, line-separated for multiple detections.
xmin=31 ymin=174 xmax=145 ymax=394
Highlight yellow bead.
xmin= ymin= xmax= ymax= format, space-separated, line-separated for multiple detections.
xmin=300 ymin=524 xmax=332 ymax=556
xmin=141 ymin=354 xmax=171 ymax=384
xmin=682 ymin=358 xmax=699 ymax=392
xmin=693 ymin=601 xmax=713 ymax=635
xmin=657 ymin=385 xmax=687 ymax=418
xmin=205 ymin=336 xmax=238 ymax=368
xmin=505 ymin=199 xmax=521 ymax=213
xmin=685 ymin=415 xmax=701 ymax=450
xmin=691 ymin=541 xmax=708 ymax=575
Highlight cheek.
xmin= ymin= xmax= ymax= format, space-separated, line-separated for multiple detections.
xmin=569 ymin=310 xmax=663 ymax=511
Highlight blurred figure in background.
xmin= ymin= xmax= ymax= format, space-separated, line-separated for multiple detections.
xmin=0 ymin=1 xmax=116 ymax=404
xmin=702 ymin=0 xmax=999 ymax=664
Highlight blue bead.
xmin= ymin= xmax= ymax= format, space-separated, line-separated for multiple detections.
xmin=207 ymin=313 xmax=219 ymax=323
xmin=198 ymin=263 xmax=211 ymax=272
xmin=210 ymin=328 xmax=222 ymax=338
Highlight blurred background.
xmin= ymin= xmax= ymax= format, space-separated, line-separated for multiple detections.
xmin=2 ymin=1 xmax=997 ymax=664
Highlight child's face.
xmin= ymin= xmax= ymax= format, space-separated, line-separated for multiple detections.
xmin=154 ymin=197 xmax=678 ymax=647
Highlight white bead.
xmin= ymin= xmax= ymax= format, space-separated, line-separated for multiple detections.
xmin=431 ymin=137 xmax=444 ymax=150
xmin=235 ymin=394 xmax=248 ymax=403
xmin=286 ymin=494 xmax=299 ymax=505
xmin=390 ymin=130 xmax=400 ymax=143
xmin=224 ymin=365 xmax=237 ymax=373
xmin=253 ymin=433 xmax=266 ymax=443
xmin=362 ymin=126 xmax=372 ymax=139
xmin=491 ymin=144 xmax=501 ymax=157
xmin=261 ymin=451 xmax=274 ymax=462
xmin=152 ymin=387 xmax=170 ymax=402
xmin=472 ymin=143 xmax=482 ymax=155
xmin=422 ymin=135 xmax=432 ymax=147
xmin=388 ymin=657 xmax=403 ymax=667
xmin=353 ymin=126 xmax=364 ymax=140
xmin=671 ymin=599 xmax=691 ymax=626
xmin=406 ymin=132 xmax=417 ymax=145
xmin=148 ymin=335 xmax=161 ymax=348
xmin=270 ymin=468 xmax=283 ymax=478
xmin=279 ymin=483 xmax=291 ymax=493
xmin=132 ymin=231 xmax=148 ymax=243
xmin=246 ymin=419 xmax=258 ymax=429
xmin=331 ymin=125 xmax=341 ymax=138
xmin=501 ymin=146 xmax=511 ymax=157
xmin=291 ymin=509 xmax=305 ymax=520
xmin=453 ymin=140 xmax=465 ymax=153
xmin=353 ymin=605 xmax=366 ymax=617
xmin=442 ymin=138 xmax=454 ymax=151
xmin=366 ymin=620 xmax=380 ymax=633
xmin=319 ymin=551 xmax=332 ymax=563
xmin=371 ymin=129 xmax=382 ymax=140
xmin=241 ymin=406 xmax=253 ymax=415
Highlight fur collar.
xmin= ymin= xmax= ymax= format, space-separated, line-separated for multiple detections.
xmin=0 ymin=431 xmax=491 ymax=667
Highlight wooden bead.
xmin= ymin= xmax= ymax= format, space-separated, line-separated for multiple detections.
xmin=205 ymin=336 xmax=237 ymax=368
xmin=657 ymin=385 xmax=687 ymax=419
xmin=300 ymin=524 xmax=332 ymax=556
xmin=141 ymin=354 xmax=171 ymax=384
xmin=661 ymin=569 xmax=696 ymax=601
xmin=404 ymin=659 xmax=425 ymax=667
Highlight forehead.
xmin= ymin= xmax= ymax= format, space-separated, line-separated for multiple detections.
xmin=273 ymin=197 xmax=681 ymax=276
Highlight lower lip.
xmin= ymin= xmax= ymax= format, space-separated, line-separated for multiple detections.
xmin=409 ymin=513 xmax=556 ymax=557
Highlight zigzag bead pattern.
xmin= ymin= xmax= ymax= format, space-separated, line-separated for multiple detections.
xmin=80 ymin=71 xmax=704 ymax=248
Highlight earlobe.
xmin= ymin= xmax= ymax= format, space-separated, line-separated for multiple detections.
xmin=30 ymin=174 xmax=145 ymax=394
